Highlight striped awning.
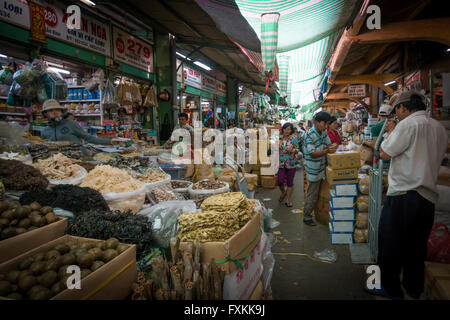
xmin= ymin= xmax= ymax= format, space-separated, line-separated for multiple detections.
xmin=195 ymin=0 xmax=361 ymax=113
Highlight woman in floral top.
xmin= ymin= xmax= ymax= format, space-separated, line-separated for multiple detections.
xmin=278 ymin=122 xmax=299 ymax=207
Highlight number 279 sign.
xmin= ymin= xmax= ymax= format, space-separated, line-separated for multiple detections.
xmin=113 ymin=26 xmax=153 ymax=73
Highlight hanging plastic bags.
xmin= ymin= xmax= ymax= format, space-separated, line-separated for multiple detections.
xmin=427 ymin=223 xmax=450 ymax=263
xmin=83 ymin=69 xmax=105 ymax=92
xmin=0 ymin=67 xmax=13 ymax=85
xmin=143 ymin=85 xmax=158 ymax=108
xmin=102 ymin=79 xmax=118 ymax=107
xmin=131 ymin=81 xmax=142 ymax=105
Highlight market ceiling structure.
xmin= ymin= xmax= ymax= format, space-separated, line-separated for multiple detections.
xmin=193 ymin=0 xmax=363 ymax=119
xmin=81 ymin=0 xmax=278 ymax=95
xmin=323 ymin=0 xmax=450 ymax=116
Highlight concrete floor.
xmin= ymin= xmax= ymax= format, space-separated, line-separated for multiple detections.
xmin=254 ymin=168 xmax=375 ymax=300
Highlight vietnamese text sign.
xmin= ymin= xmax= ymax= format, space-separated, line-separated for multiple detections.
xmin=216 ymin=80 xmax=226 ymax=96
xmin=184 ymin=65 xmax=202 ymax=89
xmin=348 ymin=84 xmax=367 ymax=97
xmin=202 ymin=73 xmax=216 ymax=93
xmin=113 ymin=26 xmax=153 ymax=73
xmin=0 ymin=0 xmax=111 ymax=56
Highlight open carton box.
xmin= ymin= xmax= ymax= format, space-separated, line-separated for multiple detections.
xmin=0 ymin=235 xmax=137 ymax=300
xmin=0 ymin=217 xmax=68 ymax=264
xmin=174 ymin=211 xmax=263 ymax=274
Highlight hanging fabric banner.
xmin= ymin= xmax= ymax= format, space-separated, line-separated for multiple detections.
xmin=286 ymin=79 xmax=292 ymax=106
xmin=261 ymin=12 xmax=280 ymax=95
xmin=29 ymin=1 xmax=46 ymax=44
xmin=278 ymin=55 xmax=290 ymax=98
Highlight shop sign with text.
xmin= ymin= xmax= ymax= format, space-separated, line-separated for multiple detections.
xmin=184 ymin=65 xmax=202 ymax=89
xmin=348 ymin=84 xmax=367 ymax=97
xmin=113 ymin=26 xmax=153 ymax=72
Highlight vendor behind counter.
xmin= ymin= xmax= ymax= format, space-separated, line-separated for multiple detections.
xmin=41 ymin=99 xmax=112 ymax=148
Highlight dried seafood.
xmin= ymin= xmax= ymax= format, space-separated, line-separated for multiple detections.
xmin=80 ymin=165 xmax=143 ymax=194
xmin=33 ymin=153 xmax=83 ymax=180
xmin=192 ymin=180 xmax=225 ymax=190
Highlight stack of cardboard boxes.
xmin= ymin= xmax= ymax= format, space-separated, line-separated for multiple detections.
xmin=326 ymin=151 xmax=361 ymax=244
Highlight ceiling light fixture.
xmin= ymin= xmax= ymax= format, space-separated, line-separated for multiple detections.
xmin=447 ymin=48 xmax=450 ymax=52
xmin=384 ymin=80 xmax=396 ymax=86
xmin=176 ymin=52 xmax=192 ymax=61
xmin=48 ymin=67 xmax=71 ymax=75
xmin=0 ymin=54 xmax=7 ymax=58
xmin=47 ymin=62 xmax=64 ymax=68
xmin=194 ymin=61 xmax=211 ymax=71
xmin=80 ymin=0 xmax=96 ymax=6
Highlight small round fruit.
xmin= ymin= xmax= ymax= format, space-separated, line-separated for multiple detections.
xmin=30 ymin=215 xmax=45 ymax=227
xmin=101 ymin=249 xmax=118 ymax=262
xmin=29 ymin=202 xmax=41 ymax=211
xmin=87 ymin=248 xmax=102 ymax=260
xmin=44 ymin=212 xmax=57 ymax=224
xmin=45 ymin=250 xmax=61 ymax=261
xmin=29 ymin=261 xmax=46 ymax=275
xmin=1 ymin=227 xmax=16 ymax=239
xmin=29 ymin=286 xmax=51 ymax=300
xmin=91 ymin=261 xmax=105 ymax=272
xmin=28 ymin=226 xmax=38 ymax=232
xmin=6 ymin=270 xmax=20 ymax=284
xmin=77 ymin=253 xmax=94 ymax=268
xmin=53 ymin=244 xmax=70 ymax=255
xmin=60 ymin=253 xmax=76 ymax=266
xmin=116 ymin=243 xmax=128 ymax=254
xmin=18 ymin=275 xmax=37 ymax=293
xmin=105 ymin=238 xmax=119 ymax=250
xmin=18 ymin=257 xmax=34 ymax=270
xmin=0 ymin=218 xmax=9 ymax=228
xmin=0 ymin=280 xmax=12 ymax=296
xmin=15 ymin=227 xmax=27 ymax=235
xmin=51 ymin=282 xmax=65 ymax=296
xmin=32 ymin=252 xmax=45 ymax=262
xmin=40 ymin=206 xmax=53 ymax=215
xmin=7 ymin=292 xmax=23 ymax=300
xmin=1 ymin=210 xmax=15 ymax=220
xmin=18 ymin=218 xmax=31 ymax=229
xmin=38 ymin=271 xmax=58 ymax=288
xmin=80 ymin=269 xmax=91 ymax=279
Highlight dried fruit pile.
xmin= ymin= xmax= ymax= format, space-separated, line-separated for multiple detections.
xmin=0 ymin=201 xmax=59 ymax=240
xmin=0 ymin=159 xmax=48 ymax=191
xmin=192 ymin=180 xmax=225 ymax=190
xmin=67 ymin=210 xmax=152 ymax=259
xmin=19 ymin=185 xmax=109 ymax=215
xmin=0 ymin=237 xmax=129 ymax=300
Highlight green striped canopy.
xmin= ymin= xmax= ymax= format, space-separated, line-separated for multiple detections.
xmin=278 ymin=55 xmax=290 ymax=98
xmin=261 ymin=13 xmax=280 ymax=72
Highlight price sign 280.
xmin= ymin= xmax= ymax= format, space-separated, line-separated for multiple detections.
xmin=44 ymin=7 xmax=58 ymax=27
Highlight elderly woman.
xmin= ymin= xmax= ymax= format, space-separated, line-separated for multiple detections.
xmin=278 ymin=122 xmax=299 ymax=207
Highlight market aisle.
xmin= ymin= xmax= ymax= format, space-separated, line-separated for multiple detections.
xmin=255 ymin=168 xmax=375 ymax=300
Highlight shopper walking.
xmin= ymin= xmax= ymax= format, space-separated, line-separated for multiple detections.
xmin=326 ymin=116 xmax=342 ymax=146
xmin=366 ymin=91 xmax=448 ymax=299
xmin=278 ymin=122 xmax=299 ymax=207
xmin=303 ymin=112 xmax=337 ymax=226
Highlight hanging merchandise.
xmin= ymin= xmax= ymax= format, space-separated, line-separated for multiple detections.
xmin=0 ymin=67 xmax=13 ymax=85
xmin=117 ymin=79 xmax=133 ymax=105
xmin=131 ymin=82 xmax=143 ymax=105
xmin=261 ymin=13 xmax=280 ymax=94
xmin=102 ymin=79 xmax=118 ymax=108
xmin=143 ymin=84 xmax=158 ymax=108
xmin=82 ymin=69 xmax=105 ymax=92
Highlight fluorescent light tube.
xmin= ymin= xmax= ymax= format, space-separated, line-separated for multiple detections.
xmin=80 ymin=0 xmax=96 ymax=6
xmin=0 ymin=54 xmax=7 ymax=58
xmin=194 ymin=61 xmax=211 ymax=71
xmin=384 ymin=80 xmax=396 ymax=86
xmin=48 ymin=67 xmax=71 ymax=75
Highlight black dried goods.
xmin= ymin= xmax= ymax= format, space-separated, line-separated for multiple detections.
xmin=19 ymin=185 xmax=109 ymax=215
xmin=0 ymin=159 xmax=48 ymax=191
xmin=67 ymin=210 xmax=152 ymax=259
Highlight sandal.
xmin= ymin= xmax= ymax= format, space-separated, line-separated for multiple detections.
xmin=285 ymin=202 xmax=293 ymax=207
xmin=279 ymin=192 xmax=287 ymax=202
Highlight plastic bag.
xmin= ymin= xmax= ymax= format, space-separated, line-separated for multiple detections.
xmin=354 ymin=228 xmax=368 ymax=243
xmin=83 ymin=69 xmax=104 ymax=92
xmin=359 ymin=175 xmax=370 ymax=195
xmin=355 ymin=212 xmax=368 ymax=229
xmin=0 ymin=68 xmax=13 ymax=85
xmin=48 ymin=166 xmax=87 ymax=186
xmin=53 ymin=208 xmax=74 ymax=219
xmin=148 ymin=184 xmax=181 ymax=204
xmin=138 ymin=200 xmax=197 ymax=249
xmin=187 ymin=180 xmax=230 ymax=200
xmin=357 ymin=195 xmax=369 ymax=212
xmin=427 ymin=223 xmax=450 ymax=263
xmin=131 ymin=82 xmax=142 ymax=105
xmin=143 ymin=85 xmax=158 ymax=108
xmin=313 ymin=249 xmax=337 ymax=263
xmin=269 ymin=218 xmax=280 ymax=229
xmin=120 ymin=80 xmax=133 ymax=105
xmin=264 ymin=208 xmax=273 ymax=232
xmin=102 ymin=79 xmax=118 ymax=107
xmin=261 ymin=232 xmax=275 ymax=292
xmin=102 ymin=186 xmax=146 ymax=214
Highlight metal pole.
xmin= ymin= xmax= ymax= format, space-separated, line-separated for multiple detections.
xmin=429 ymin=69 xmax=433 ymax=118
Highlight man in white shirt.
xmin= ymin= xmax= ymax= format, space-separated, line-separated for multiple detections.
xmin=365 ymin=91 xmax=448 ymax=300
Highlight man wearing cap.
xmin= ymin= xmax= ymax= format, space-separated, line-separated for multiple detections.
xmin=41 ymin=99 xmax=111 ymax=146
xmin=302 ymin=111 xmax=337 ymax=226
xmin=365 ymin=91 xmax=448 ymax=299
xmin=362 ymin=103 xmax=394 ymax=149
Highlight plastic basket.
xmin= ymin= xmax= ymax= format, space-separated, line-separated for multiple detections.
xmin=159 ymin=164 xmax=187 ymax=179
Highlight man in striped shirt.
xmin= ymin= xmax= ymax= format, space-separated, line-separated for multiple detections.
xmin=302 ymin=112 xmax=337 ymax=226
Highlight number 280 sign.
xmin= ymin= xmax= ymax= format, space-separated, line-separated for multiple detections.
xmin=113 ymin=27 xmax=153 ymax=73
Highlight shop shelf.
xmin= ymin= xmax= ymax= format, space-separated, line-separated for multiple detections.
xmin=0 ymin=112 xmax=27 ymax=116
xmin=0 ymin=96 xmax=8 ymax=99
xmin=74 ymin=114 xmax=102 ymax=117
xmin=60 ymin=99 xmax=101 ymax=103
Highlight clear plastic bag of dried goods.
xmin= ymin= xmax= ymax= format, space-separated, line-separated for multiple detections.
xmin=147 ymin=184 xmax=181 ymax=205
xmin=137 ymin=200 xmax=197 ymax=249
xmin=102 ymin=185 xmax=146 ymax=214
xmin=102 ymin=78 xmax=118 ymax=107
xmin=0 ymin=67 xmax=13 ymax=85
xmin=83 ymin=69 xmax=105 ymax=92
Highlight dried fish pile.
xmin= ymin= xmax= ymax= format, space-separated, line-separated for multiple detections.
xmin=106 ymin=156 xmax=151 ymax=173
xmin=171 ymin=180 xmax=191 ymax=189
xmin=151 ymin=188 xmax=178 ymax=203
xmin=130 ymin=168 xmax=168 ymax=183
xmin=133 ymin=241 xmax=225 ymax=300
xmin=80 ymin=165 xmax=143 ymax=194
xmin=33 ymin=153 xmax=83 ymax=180
xmin=201 ymin=192 xmax=256 ymax=227
xmin=192 ymin=180 xmax=225 ymax=190
xmin=28 ymin=142 xmax=82 ymax=160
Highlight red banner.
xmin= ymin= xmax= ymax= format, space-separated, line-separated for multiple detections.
xmin=29 ymin=1 xmax=46 ymax=44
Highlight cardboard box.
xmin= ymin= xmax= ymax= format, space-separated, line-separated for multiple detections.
xmin=332 ymin=183 xmax=358 ymax=197
xmin=326 ymin=167 xmax=359 ymax=185
xmin=249 ymin=279 xmax=264 ymax=300
xmin=223 ymin=233 xmax=266 ymax=300
xmin=0 ymin=235 xmax=137 ymax=300
xmin=329 ymin=213 xmax=355 ymax=232
xmin=331 ymin=208 xmax=356 ymax=221
xmin=327 ymin=151 xmax=361 ymax=169
xmin=261 ymin=175 xmax=276 ymax=189
xmin=329 ymin=223 xmax=354 ymax=244
xmin=0 ymin=217 xmax=68 ymax=264
xmin=176 ymin=212 xmax=263 ymax=274
xmin=424 ymin=262 xmax=450 ymax=300
xmin=329 ymin=192 xmax=356 ymax=209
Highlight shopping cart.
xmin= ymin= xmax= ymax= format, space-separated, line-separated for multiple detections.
xmin=224 ymin=156 xmax=250 ymax=198
xmin=350 ymin=120 xmax=388 ymax=264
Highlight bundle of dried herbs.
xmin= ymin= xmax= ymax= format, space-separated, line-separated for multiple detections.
xmin=67 ymin=210 xmax=152 ymax=259
xmin=19 ymin=185 xmax=109 ymax=215
xmin=0 ymin=159 xmax=48 ymax=190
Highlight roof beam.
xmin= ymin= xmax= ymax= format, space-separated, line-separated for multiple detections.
xmin=333 ymin=73 xmax=400 ymax=94
xmin=326 ymin=92 xmax=350 ymax=100
xmin=348 ymin=18 xmax=450 ymax=46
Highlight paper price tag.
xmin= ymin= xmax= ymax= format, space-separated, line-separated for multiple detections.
xmin=153 ymin=218 xmax=162 ymax=230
